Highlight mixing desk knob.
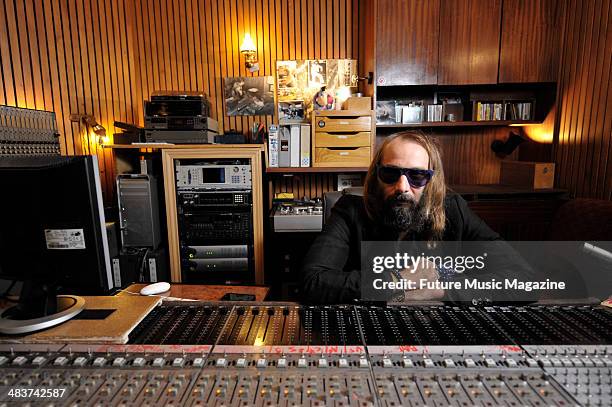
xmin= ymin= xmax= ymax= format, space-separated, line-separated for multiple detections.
xmin=402 ymin=358 xmax=414 ymax=368
xmin=113 ymin=357 xmax=127 ymax=367
xmin=298 ymin=358 xmax=308 ymax=368
xmin=423 ymin=358 xmax=435 ymax=368
xmin=277 ymin=358 xmax=287 ymax=368
xmin=505 ymin=359 xmax=518 ymax=367
xmin=318 ymin=358 xmax=328 ymax=368
xmin=593 ymin=359 xmax=605 ymax=367
xmin=0 ymin=356 xmax=8 ymax=366
xmin=485 ymin=358 xmax=496 ymax=367
xmin=550 ymin=358 xmax=563 ymax=367
xmin=216 ymin=358 xmax=227 ymax=367
xmin=257 ymin=358 xmax=267 ymax=368
xmin=53 ymin=356 xmax=68 ymax=366
xmin=338 ymin=358 xmax=349 ymax=368
xmin=359 ymin=358 xmax=369 ymax=368
xmin=32 ymin=356 xmax=46 ymax=366
xmin=382 ymin=359 xmax=393 ymax=368
xmin=12 ymin=356 xmax=27 ymax=366
xmin=172 ymin=358 xmax=185 ymax=367
xmin=192 ymin=357 xmax=205 ymax=367
xmin=92 ymin=357 xmax=107 ymax=367
xmin=73 ymin=357 xmax=87 ymax=366
xmin=539 ymin=359 xmax=552 ymax=368
xmin=526 ymin=358 xmax=538 ymax=368
xmin=133 ymin=357 xmax=146 ymax=367
xmin=236 ymin=358 xmax=247 ymax=368
xmin=152 ymin=357 xmax=166 ymax=367
xmin=443 ymin=359 xmax=455 ymax=368
xmin=464 ymin=359 xmax=476 ymax=368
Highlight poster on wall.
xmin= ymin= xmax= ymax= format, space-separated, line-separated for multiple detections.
xmin=338 ymin=59 xmax=357 ymax=87
xmin=276 ymin=59 xmax=357 ymax=113
xmin=276 ymin=61 xmax=298 ymax=101
xmin=224 ymin=76 xmax=275 ymax=116
xmin=308 ymin=60 xmax=327 ymax=88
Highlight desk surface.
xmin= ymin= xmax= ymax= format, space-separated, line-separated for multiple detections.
xmin=119 ymin=284 xmax=270 ymax=302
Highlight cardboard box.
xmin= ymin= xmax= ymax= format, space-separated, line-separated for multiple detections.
xmin=344 ymin=97 xmax=372 ymax=112
xmin=500 ymin=161 xmax=555 ymax=189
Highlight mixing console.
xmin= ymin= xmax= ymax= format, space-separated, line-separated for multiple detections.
xmin=0 ymin=302 xmax=610 ymax=406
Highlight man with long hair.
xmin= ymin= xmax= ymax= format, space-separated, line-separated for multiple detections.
xmin=301 ymin=131 xmax=532 ymax=303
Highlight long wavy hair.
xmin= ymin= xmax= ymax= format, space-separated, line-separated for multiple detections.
xmin=363 ymin=130 xmax=447 ymax=241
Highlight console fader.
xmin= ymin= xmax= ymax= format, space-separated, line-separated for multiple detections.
xmin=1 ymin=302 xmax=610 ymax=406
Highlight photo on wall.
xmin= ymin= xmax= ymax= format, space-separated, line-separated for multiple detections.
xmin=308 ymin=60 xmax=327 ymax=88
xmin=278 ymin=100 xmax=306 ymax=124
xmin=276 ymin=61 xmax=298 ymax=101
xmin=224 ymin=76 xmax=275 ymax=116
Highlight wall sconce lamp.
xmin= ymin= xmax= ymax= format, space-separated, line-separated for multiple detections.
xmin=70 ymin=114 xmax=107 ymax=144
xmin=240 ymin=33 xmax=259 ymax=72
xmin=491 ymin=129 xmax=527 ymax=158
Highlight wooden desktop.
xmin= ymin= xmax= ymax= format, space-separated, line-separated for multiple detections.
xmin=119 ymin=284 xmax=270 ymax=302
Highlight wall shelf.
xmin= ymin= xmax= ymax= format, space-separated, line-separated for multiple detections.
xmin=376 ymin=120 xmax=541 ymax=129
xmin=266 ymin=167 xmax=368 ymax=174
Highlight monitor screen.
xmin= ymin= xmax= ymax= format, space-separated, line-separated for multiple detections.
xmin=0 ymin=155 xmax=113 ymax=295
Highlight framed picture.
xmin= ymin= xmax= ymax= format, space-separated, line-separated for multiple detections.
xmin=308 ymin=60 xmax=327 ymax=88
xmin=278 ymin=100 xmax=305 ymax=124
xmin=376 ymin=100 xmax=397 ymax=124
xmin=224 ymin=76 xmax=275 ymax=116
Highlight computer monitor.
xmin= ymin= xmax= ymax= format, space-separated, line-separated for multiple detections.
xmin=0 ymin=155 xmax=113 ymax=334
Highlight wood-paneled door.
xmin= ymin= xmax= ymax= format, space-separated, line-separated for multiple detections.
xmin=499 ymin=0 xmax=564 ymax=83
xmin=375 ymin=0 xmax=440 ymax=86
xmin=438 ymin=0 xmax=502 ymax=85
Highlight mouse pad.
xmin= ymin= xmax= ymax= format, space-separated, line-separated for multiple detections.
xmin=72 ymin=309 xmax=116 ymax=320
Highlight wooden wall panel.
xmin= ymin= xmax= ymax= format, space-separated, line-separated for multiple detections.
xmin=1 ymin=0 xmax=360 ymax=202
xmin=130 ymin=0 xmax=361 ymax=135
xmin=0 ymin=0 xmax=137 ymax=201
xmin=499 ymin=0 xmax=563 ymax=83
xmin=376 ymin=0 xmax=440 ymax=86
xmin=554 ymin=0 xmax=612 ymax=199
xmin=438 ymin=0 xmax=501 ymax=85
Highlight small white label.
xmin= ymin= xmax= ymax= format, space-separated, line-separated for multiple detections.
xmin=148 ymin=258 xmax=158 ymax=282
xmin=339 ymin=152 xmax=349 ymax=156
xmin=337 ymin=135 xmax=348 ymax=139
xmin=112 ymin=259 xmax=122 ymax=287
xmin=44 ymin=229 xmax=86 ymax=250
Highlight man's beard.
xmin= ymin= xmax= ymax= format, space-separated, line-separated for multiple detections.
xmin=381 ymin=192 xmax=428 ymax=234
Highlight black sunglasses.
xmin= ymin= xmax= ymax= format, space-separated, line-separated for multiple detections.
xmin=376 ymin=165 xmax=434 ymax=188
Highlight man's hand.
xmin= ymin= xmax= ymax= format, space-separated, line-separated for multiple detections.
xmin=399 ymin=260 xmax=445 ymax=301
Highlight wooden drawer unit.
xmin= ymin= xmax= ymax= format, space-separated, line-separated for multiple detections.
xmin=314 ymin=147 xmax=371 ymax=167
xmin=314 ymin=115 xmax=372 ymax=132
xmin=315 ymin=132 xmax=371 ymax=148
xmin=312 ymin=111 xmax=375 ymax=167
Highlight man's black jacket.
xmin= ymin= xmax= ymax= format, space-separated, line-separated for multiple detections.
xmin=301 ymin=193 xmax=536 ymax=303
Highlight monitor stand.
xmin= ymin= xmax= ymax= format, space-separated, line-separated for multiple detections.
xmin=0 ymin=295 xmax=85 ymax=335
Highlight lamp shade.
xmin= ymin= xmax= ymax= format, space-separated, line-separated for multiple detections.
xmin=240 ymin=33 xmax=256 ymax=53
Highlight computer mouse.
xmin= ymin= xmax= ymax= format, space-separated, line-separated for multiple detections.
xmin=140 ymin=282 xmax=171 ymax=296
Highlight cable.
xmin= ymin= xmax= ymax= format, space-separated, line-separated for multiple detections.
xmin=138 ymin=248 xmax=150 ymax=282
